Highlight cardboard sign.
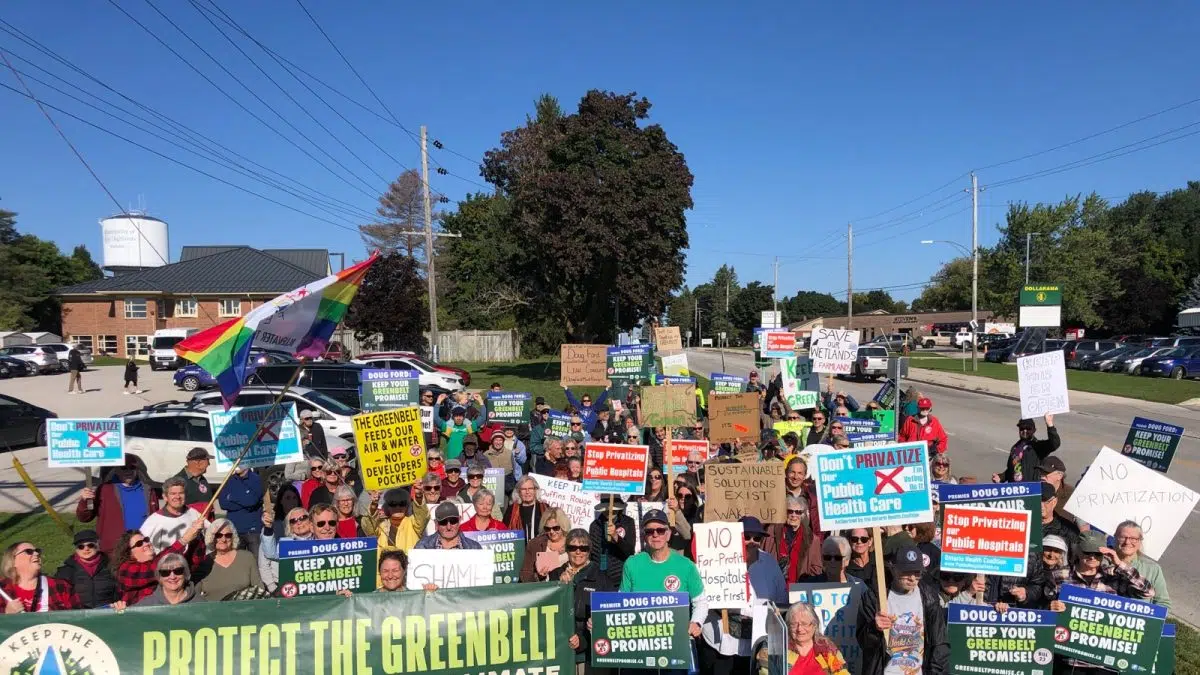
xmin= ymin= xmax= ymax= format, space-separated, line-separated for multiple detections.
xmin=762 ymin=330 xmax=796 ymax=359
xmin=352 ymin=407 xmax=427 ymax=491
xmin=359 ymin=368 xmax=419 ymax=412
xmin=209 ymin=403 xmax=303 ymax=471
xmin=708 ymin=393 xmax=761 ymax=443
xmin=811 ymin=327 xmax=859 ymax=374
xmin=1016 ymin=351 xmax=1070 ymax=419
xmin=1063 ymin=446 xmax=1198 ymax=559
xmin=940 ymin=505 xmax=1032 ymax=577
xmin=529 ymin=473 xmax=601 ymax=530
xmin=640 ymin=384 xmax=697 ymax=427
xmin=582 ymin=443 xmax=650 ymax=496
xmin=704 ymin=461 xmax=787 ymax=523
xmin=948 ymin=604 xmax=1056 ymax=675
xmin=789 ymin=582 xmax=864 ymax=675
xmin=694 ymin=522 xmax=750 ymax=610
xmin=812 ymin=442 xmax=933 ymax=530
xmin=560 ymin=344 xmax=610 ymax=386
xmin=654 ymin=326 xmax=683 ymax=353
xmin=277 ymin=537 xmax=377 ymax=597
xmin=1052 ymin=585 xmax=1167 ymax=672
xmin=667 ymin=439 xmax=709 ymax=474
xmin=406 ymin=549 xmax=495 ymax=590
xmin=591 ymin=593 xmax=691 ymax=669
xmin=608 ymin=344 xmax=655 ymax=383
xmin=781 ymin=356 xmax=820 ymax=410
xmin=462 ymin=530 xmax=525 ymax=584
xmin=938 ymin=482 xmax=1043 ymax=556
xmin=47 ymin=418 xmax=125 ymax=468
xmin=710 ymin=373 xmax=746 ymax=394
xmin=660 ymin=352 xmax=689 ymax=377
xmin=485 ymin=392 xmax=532 ymax=425
xmin=1121 ymin=417 xmax=1183 ymax=473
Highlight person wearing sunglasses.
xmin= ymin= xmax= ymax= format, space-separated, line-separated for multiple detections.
xmin=194 ymin=518 xmax=261 ymax=601
xmin=456 ymin=463 xmax=489 ymax=504
xmin=845 ymin=528 xmax=876 ymax=583
xmin=1 ymin=541 xmax=81 ymax=613
xmin=550 ymin=528 xmax=614 ymax=673
xmin=309 ymin=504 xmax=340 ymax=541
xmin=521 ymin=512 xmax=572 ymax=582
xmin=562 ymin=385 xmax=611 ymax=435
xmin=641 ymin=468 xmax=668 ymax=502
xmin=414 ymin=502 xmax=484 ymax=551
xmin=765 ymin=495 xmax=823 ymax=584
xmin=52 ymin=529 xmax=118 ymax=609
xmin=1046 ymin=530 xmax=1155 ymax=613
xmin=930 ymin=454 xmax=956 ymax=485
xmin=113 ymin=519 xmax=203 ymax=605
xmin=136 ymin=552 xmax=204 ymax=606
xmin=857 ymin=544 xmax=949 ymax=675
xmin=257 ymin=505 xmax=318 ymax=593
xmin=898 ymin=396 xmax=949 ymax=456
xmin=805 ymin=411 xmax=829 ymax=447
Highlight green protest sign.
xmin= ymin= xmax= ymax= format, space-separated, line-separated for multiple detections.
xmin=278 ymin=537 xmax=378 ymax=597
xmin=608 ymin=345 xmax=655 ymax=383
xmin=486 ymin=392 xmax=532 ymax=425
xmin=464 ymin=530 xmax=526 ymax=583
xmin=591 ymin=592 xmax=691 ymax=670
xmin=0 ymin=583 xmax=573 ymax=674
xmin=852 ymin=409 xmax=895 ymax=435
xmin=1122 ymin=417 xmax=1183 ymax=473
xmin=948 ymin=603 xmax=1057 ymax=675
xmin=1154 ymin=623 xmax=1175 ymax=675
xmin=360 ymin=368 xmax=420 ymax=412
xmin=1053 ymin=585 xmax=1167 ymax=672
xmin=547 ymin=410 xmax=573 ymax=438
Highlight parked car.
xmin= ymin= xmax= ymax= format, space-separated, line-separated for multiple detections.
xmin=0 ymin=345 xmax=64 ymax=374
xmin=319 ymin=341 xmax=349 ymax=363
xmin=919 ymin=331 xmax=956 ymax=349
xmin=1065 ymin=340 xmax=1120 ymax=369
xmin=354 ymin=351 xmax=471 ymax=387
xmin=1139 ymin=347 xmax=1200 ymax=379
xmin=248 ymin=362 xmax=368 ymax=409
xmin=1006 ymin=338 xmax=1065 ymax=363
xmin=190 ymin=386 xmax=358 ymax=441
xmin=1114 ymin=346 xmax=1174 ymax=375
xmin=42 ymin=343 xmax=94 ymax=370
xmin=1113 ymin=334 xmax=1154 ymax=345
xmin=844 ymin=345 xmax=889 ymax=380
xmin=352 ymin=353 xmax=467 ymax=391
xmin=1145 ymin=336 xmax=1200 ymax=349
xmin=150 ymin=328 xmax=199 ymax=371
xmin=864 ymin=334 xmax=914 ymax=352
xmin=0 ymin=356 xmax=37 ymax=377
xmin=0 ymin=393 xmax=57 ymax=447
xmin=1079 ymin=345 xmax=1137 ymax=371
xmin=984 ymin=337 xmax=1020 ymax=363
xmin=174 ymin=349 xmax=297 ymax=392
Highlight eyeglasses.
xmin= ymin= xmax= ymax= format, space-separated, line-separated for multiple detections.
xmin=823 ymin=554 xmax=844 ymax=562
xmin=1081 ymin=551 xmax=1103 ymax=560
xmin=447 ymin=468 xmax=461 ymax=474
xmin=571 ymin=423 xmax=582 ymax=426
xmin=831 ymin=425 xmax=843 ymax=431
xmin=424 ymin=486 xmax=442 ymax=492
xmin=651 ymin=474 xmax=663 ymax=480
xmin=933 ymin=462 xmax=950 ymax=467
xmin=289 ymin=514 xmax=311 ymax=525
xmin=567 ymin=544 xmax=589 ymax=553
xmin=627 ymin=436 xmax=639 ymax=441
xmin=314 ymin=519 xmax=337 ymax=528
xmin=1117 ymin=536 xmax=1143 ymax=543
xmin=214 ymin=532 xmax=234 ymax=540
xmin=468 ymin=474 xmax=484 ymax=479
xmin=544 ymin=525 xmax=562 ymax=532
xmin=130 ymin=539 xmax=150 ymax=549
xmin=787 ymin=509 xmax=805 ymax=515
xmin=158 ymin=567 xmax=186 ymax=578
xmin=437 ymin=517 xmax=459 ymax=527
xmin=310 ymin=467 xmax=325 ymax=473
xmin=745 ymin=534 xmax=764 ymax=543
xmin=75 ymin=542 xmax=97 ymax=550
xmin=644 ymin=527 xmax=669 ymax=536
xmin=687 ymin=460 xmax=702 ymax=466
xmin=849 ymin=536 xmax=870 ymax=544
xmin=17 ymin=547 xmax=41 ymax=557
xmin=429 ymin=457 xmax=443 ymax=462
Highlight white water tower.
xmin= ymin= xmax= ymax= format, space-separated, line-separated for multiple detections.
xmin=99 ymin=212 xmax=169 ymax=273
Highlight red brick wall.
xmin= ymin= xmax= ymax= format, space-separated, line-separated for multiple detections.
xmin=61 ymin=296 xmax=268 ymax=357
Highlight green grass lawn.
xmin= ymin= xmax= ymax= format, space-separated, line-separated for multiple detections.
xmin=90 ymin=356 xmax=127 ymax=367
xmin=1178 ymin=620 xmax=1200 ymax=675
xmin=0 ymin=512 xmax=83 ymax=570
xmin=907 ymin=354 xmax=1200 ymax=405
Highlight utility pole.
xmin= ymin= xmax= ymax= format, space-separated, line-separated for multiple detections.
xmin=970 ymin=172 xmax=979 ymax=372
xmin=847 ymin=223 xmax=853 ymax=329
xmin=772 ymin=257 xmax=779 ymax=313
xmin=1025 ymin=232 xmax=1032 ymax=285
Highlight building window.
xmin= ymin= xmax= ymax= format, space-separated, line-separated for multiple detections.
xmin=218 ymin=299 xmax=242 ymax=317
xmin=69 ymin=335 xmax=94 ymax=352
xmin=124 ymin=298 xmax=148 ymax=319
xmin=98 ymin=335 xmax=118 ymax=355
xmin=175 ymin=298 xmax=198 ymax=317
xmin=125 ymin=335 xmax=150 ymax=358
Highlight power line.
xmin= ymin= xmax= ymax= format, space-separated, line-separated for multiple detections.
xmin=855 ymin=204 xmax=973 ymax=252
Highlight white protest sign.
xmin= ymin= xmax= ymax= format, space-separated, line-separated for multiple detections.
xmin=790 ymin=582 xmax=864 ymax=675
xmin=1016 ymin=350 xmax=1070 ymax=419
xmin=694 ymin=522 xmax=750 ymax=610
xmin=810 ymin=328 xmax=859 ymax=375
xmin=781 ymin=356 xmax=820 ymax=410
xmin=406 ymin=549 xmax=494 ymax=590
xmin=420 ymin=406 xmax=435 ymax=433
xmin=529 ymin=473 xmax=601 ymax=530
xmin=1063 ymin=446 xmax=1198 ymax=560
xmin=661 ymin=352 xmax=690 ymax=377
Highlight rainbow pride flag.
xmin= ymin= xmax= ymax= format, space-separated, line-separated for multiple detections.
xmin=175 ymin=253 xmax=378 ymax=408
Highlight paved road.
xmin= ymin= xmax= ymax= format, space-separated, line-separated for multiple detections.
xmin=687 ymin=348 xmax=1200 ymax=626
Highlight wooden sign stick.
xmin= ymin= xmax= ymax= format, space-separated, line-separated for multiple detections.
xmin=872 ymin=527 xmax=890 ymax=648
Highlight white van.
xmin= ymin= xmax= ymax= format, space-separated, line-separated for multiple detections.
xmin=150 ymin=328 xmax=199 ymax=370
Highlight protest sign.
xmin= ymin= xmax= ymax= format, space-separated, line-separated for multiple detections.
xmin=485 ymin=392 xmax=532 ymax=425
xmin=463 ymin=530 xmax=525 ymax=583
xmin=705 ymin=461 xmax=787 ymax=522
xmin=1063 ymin=446 xmax=1198 ymax=559
xmin=546 ymin=410 xmax=574 ymax=439
xmin=420 ymin=405 xmax=435 ymax=433
xmin=853 ymin=409 xmax=895 ymax=435
xmin=948 ymin=604 xmax=1057 ymax=675
xmin=1017 ymin=350 xmax=1070 ymax=419
xmin=872 ymin=378 xmax=898 ymax=408
xmin=209 ymin=403 xmax=302 ymax=471
xmin=483 ymin=467 xmax=507 ymax=511
xmin=789 ymin=582 xmax=863 ymax=675
xmin=940 ymin=505 xmax=1032 ymax=576
xmin=583 ymin=442 xmax=650 ymax=495
xmin=608 ymin=344 xmax=655 ymax=383
xmin=847 ymin=432 xmax=893 ymax=448
xmin=1122 ymin=417 xmax=1183 ymax=473
xmin=46 ymin=418 xmax=124 ymax=468
xmin=693 ymin=522 xmax=750 ymax=609
xmin=811 ymin=327 xmax=859 ymax=375
xmin=277 ymin=537 xmax=377 ymax=597
xmin=660 ymin=352 xmax=689 ymax=377
xmin=0 ymin=583 xmax=574 ymax=675
xmin=781 ymin=356 xmax=820 ymax=410
xmin=641 ymin=384 xmax=697 ymax=427
xmin=353 ymin=406 xmax=427 ymax=491
xmin=708 ymin=393 xmax=761 ymax=443
xmin=407 ymin=549 xmax=495 ymax=590
xmin=710 ymin=372 xmax=746 ymax=394
xmin=631 ymin=501 xmax=665 ymax=553
xmin=813 ymin=442 xmax=933 ymax=530
xmin=653 ymin=374 xmax=696 ymax=385
xmin=762 ymin=330 xmax=797 ymax=358
xmin=530 ymin=472 xmax=602 ymax=530
xmin=1156 ymin=624 xmax=1176 ymax=675
xmin=359 ymin=368 xmax=419 ymax=412
xmin=423 ymin=501 xmax=476 ymax=536
xmin=836 ymin=416 xmax=879 ymax=435
xmin=667 ymin=439 xmax=709 ymax=474
xmin=1052 ymin=585 xmax=1167 ymax=672
xmin=938 ymin=482 xmax=1043 ymax=556
xmin=561 ymin=343 xmax=610 ymax=386
xmin=654 ymin=325 xmax=683 ymax=353
xmin=591 ymin=592 xmax=691 ymax=670
xmin=773 ymin=421 xmax=810 ymax=444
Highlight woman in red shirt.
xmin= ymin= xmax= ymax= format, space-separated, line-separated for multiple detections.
xmin=786 ymin=603 xmax=849 ymax=675
xmin=1 ymin=542 xmax=81 ymax=613
xmin=333 ymin=485 xmax=365 ymax=538
xmin=113 ymin=520 xmax=203 ymax=605
xmin=459 ymin=489 xmax=505 ymax=532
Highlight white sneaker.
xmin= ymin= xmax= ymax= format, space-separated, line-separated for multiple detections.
xmin=124 ymin=391 xmax=131 ymax=395
xmin=135 ymin=390 xmax=144 ymax=394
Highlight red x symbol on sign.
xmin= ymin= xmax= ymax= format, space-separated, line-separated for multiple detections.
xmin=86 ymin=432 xmax=108 ymax=448
xmin=256 ymin=421 xmax=280 ymax=443
xmin=875 ymin=467 xmax=904 ymax=495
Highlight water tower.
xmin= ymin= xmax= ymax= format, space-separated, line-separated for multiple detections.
xmin=99 ymin=212 xmax=169 ymax=275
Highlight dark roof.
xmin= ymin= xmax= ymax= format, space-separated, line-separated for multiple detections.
xmin=58 ymin=247 xmax=325 ymax=295
xmin=180 ymin=246 xmax=329 ymax=276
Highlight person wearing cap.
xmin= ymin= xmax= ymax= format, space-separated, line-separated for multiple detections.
xmin=994 ymin=413 xmax=1059 ymax=484
xmin=173 ymin=447 xmax=215 ymax=514
xmin=414 ymin=501 xmax=485 ymax=550
xmin=1047 ymin=530 xmax=1154 ymax=609
xmin=588 ymin=495 xmax=638 ymax=588
xmin=217 ymin=464 xmax=264 ymax=555
xmin=436 ymin=392 xmax=486 ymax=460
xmin=745 ymin=370 xmax=766 ymax=398
xmin=483 ymin=427 xmax=524 ymax=493
xmin=139 ymin=476 xmax=206 ymax=566
xmin=898 ymin=397 xmax=948 ymax=454
xmin=930 ymin=454 xmax=956 ymax=484
xmin=77 ymin=454 xmax=161 ymax=555
xmin=440 ymin=459 xmax=467 ymax=500
xmin=1035 ymin=456 xmax=1075 ymax=520
xmin=620 ymin=509 xmax=707 ymax=651
xmin=856 ymin=543 xmax=948 ymax=675
xmin=298 ymin=408 xmax=329 ymax=460
xmin=53 ymin=529 xmax=118 ymax=608
xmin=1038 ymin=481 xmax=1080 ymax=560
xmin=1008 ymin=535 xmax=1071 ymax=610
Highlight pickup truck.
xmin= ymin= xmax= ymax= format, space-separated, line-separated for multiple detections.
xmin=920 ymin=331 xmax=956 ymax=349
xmin=850 ymin=345 xmax=889 ymax=380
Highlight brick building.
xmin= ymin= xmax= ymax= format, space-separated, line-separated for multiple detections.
xmin=57 ymin=246 xmax=329 ymax=358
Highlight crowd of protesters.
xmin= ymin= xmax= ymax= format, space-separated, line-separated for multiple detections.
xmin=1 ymin=368 xmax=1173 ymax=675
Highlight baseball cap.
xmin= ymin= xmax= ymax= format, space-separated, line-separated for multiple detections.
xmin=1042 ymin=535 xmax=1068 ymax=553
xmin=73 ymin=529 xmax=98 ymax=546
xmin=329 ymin=446 xmax=347 ymax=458
xmin=434 ymin=502 xmax=460 ymax=522
xmin=641 ymin=509 xmax=669 ymax=526
xmin=1079 ymin=532 xmax=1105 ymax=554
xmin=918 ymin=397 xmax=933 ymax=409
xmin=892 ymin=544 xmax=924 ymax=574
xmin=1040 ymin=481 xmax=1058 ymax=502
xmin=595 ymin=495 xmax=626 ymax=512
xmin=299 ymin=410 xmax=316 ymax=420
xmin=739 ymin=516 xmax=767 ymax=536
xmin=186 ymin=447 xmax=214 ymax=461
xmin=1038 ymin=457 xmax=1066 ymax=474
xmin=445 ymin=459 xmax=462 ymax=471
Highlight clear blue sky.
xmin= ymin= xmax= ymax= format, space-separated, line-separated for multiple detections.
xmin=3 ymin=2 xmax=1199 ymax=304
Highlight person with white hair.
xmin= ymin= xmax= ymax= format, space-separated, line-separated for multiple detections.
xmin=194 ymin=518 xmax=261 ymax=601
xmin=785 ymin=602 xmax=849 ymax=675
xmin=137 ymin=553 xmax=205 ymax=606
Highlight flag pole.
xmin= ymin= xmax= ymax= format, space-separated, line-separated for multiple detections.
xmin=200 ymin=360 xmax=306 ymax=520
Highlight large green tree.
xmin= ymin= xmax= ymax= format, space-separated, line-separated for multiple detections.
xmin=780 ymin=291 xmax=844 ymax=323
xmin=0 ymin=210 xmax=103 ymax=332
xmin=729 ymin=281 xmax=775 ymax=344
xmin=343 ymin=252 xmax=428 ymax=353
xmin=912 ymin=258 xmax=973 ymax=312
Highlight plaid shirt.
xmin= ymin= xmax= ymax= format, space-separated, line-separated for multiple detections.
xmin=1049 ymin=559 xmax=1155 ymax=600
xmin=0 ymin=577 xmax=81 ymax=611
xmin=116 ymin=539 xmax=198 ymax=605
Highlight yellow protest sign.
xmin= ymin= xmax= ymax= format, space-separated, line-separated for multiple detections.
xmin=353 ymin=407 xmax=427 ymax=490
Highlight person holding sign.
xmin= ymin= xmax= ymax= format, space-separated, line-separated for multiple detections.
xmin=550 ymin=528 xmax=614 ymax=675
xmin=856 ymin=544 xmax=948 ymax=675
xmin=993 ymin=414 xmax=1060 ymax=484
xmin=786 ymin=603 xmax=850 ymax=675
xmin=897 ymin=397 xmax=948 ymax=455
xmin=619 ymin=510 xmax=706 ymax=634
xmin=563 ymin=386 xmax=611 ymax=433
xmin=1047 ymin=531 xmax=1155 ymax=610
xmin=1112 ymin=520 xmax=1170 ymax=608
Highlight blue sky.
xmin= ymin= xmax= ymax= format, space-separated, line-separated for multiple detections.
xmin=3 ymin=2 xmax=1199 ymax=304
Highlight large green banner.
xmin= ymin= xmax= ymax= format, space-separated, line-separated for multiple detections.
xmin=0 ymin=583 xmax=573 ymax=674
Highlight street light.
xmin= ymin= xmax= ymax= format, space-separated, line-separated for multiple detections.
xmin=920 ymin=240 xmax=970 ymax=256
xmin=921 ymin=239 xmax=978 ymax=371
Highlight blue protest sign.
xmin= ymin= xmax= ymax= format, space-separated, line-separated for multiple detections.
xmin=47 ymin=418 xmax=125 ymax=468
xmin=209 ymin=403 xmax=303 ymax=471
xmin=847 ymin=432 xmax=894 ymax=447
xmin=710 ymin=373 xmax=746 ymax=394
xmin=812 ymin=442 xmax=933 ymax=530
xmin=653 ymin=374 xmax=697 ymax=385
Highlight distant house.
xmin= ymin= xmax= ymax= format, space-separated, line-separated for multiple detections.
xmin=23 ymin=332 xmax=63 ymax=345
xmin=0 ymin=332 xmax=33 ymax=348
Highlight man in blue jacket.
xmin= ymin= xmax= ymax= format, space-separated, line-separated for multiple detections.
xmin=218 ymin=466 xmax=263 ymax=555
